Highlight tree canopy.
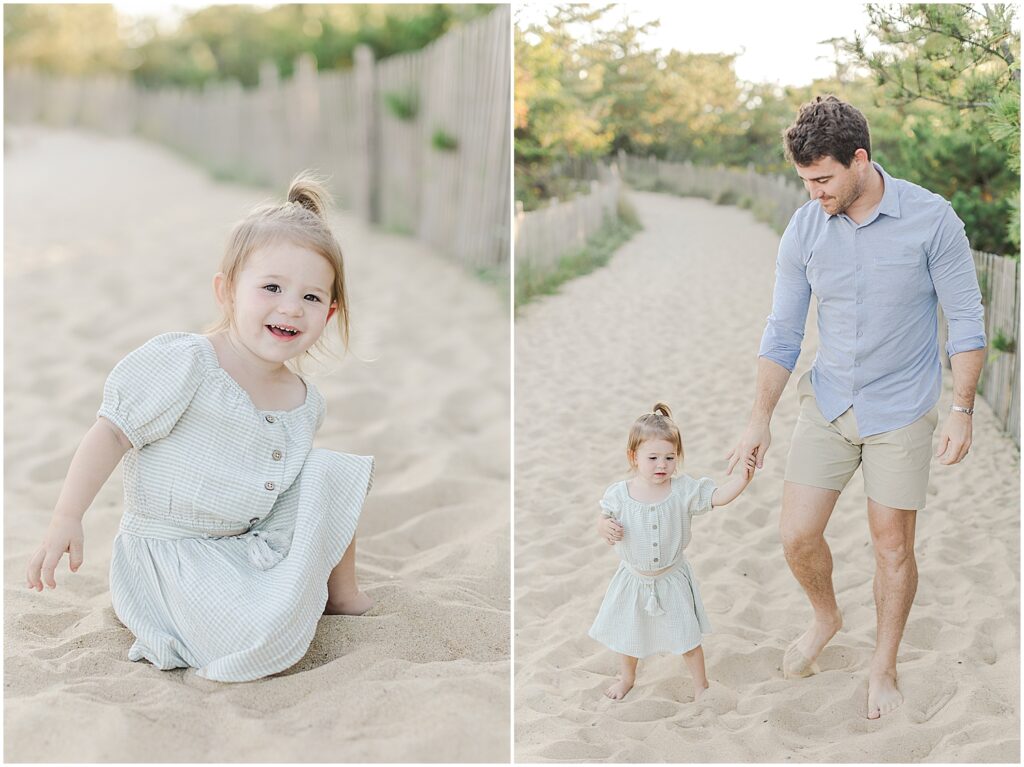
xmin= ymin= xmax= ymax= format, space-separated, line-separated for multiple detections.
xmin=4 ymin=4 xmax=496 ymax=88
xmin=515 ymin=3 xmax=1020 ymax=256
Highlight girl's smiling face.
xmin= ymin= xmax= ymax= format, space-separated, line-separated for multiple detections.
xmin=630 ymin=438 xmax=678 ymax=485
xmin=215 ymin=239 xmax=337 ymax=366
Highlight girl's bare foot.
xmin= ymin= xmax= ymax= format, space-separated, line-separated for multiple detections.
xmin=324 ymin=590 xmax=374 ymax=616
xmin=693 ymin=681 xmax=710 ymax=703
xmin=604 ymin=676 xmax=635 ymax=700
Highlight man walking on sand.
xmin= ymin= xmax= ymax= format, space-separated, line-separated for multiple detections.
xmin=727 ymin=96 xmax=986 ymax=720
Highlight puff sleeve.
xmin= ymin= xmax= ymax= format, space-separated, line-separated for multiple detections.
xmin=598 ymin=483 xmax=621 ymax=519
xmin=686 ymin=476 xmax=717 ymax=517
xmin=96 ymin=333 xmax=209 ymax=449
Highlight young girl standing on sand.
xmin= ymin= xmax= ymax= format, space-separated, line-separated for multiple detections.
xmin=590 ymin=403 xmax=755 ymax=701
xmin=25 ymin=172 xmax=375 ymax=683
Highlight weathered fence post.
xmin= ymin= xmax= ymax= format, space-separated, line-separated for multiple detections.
xmin=285 ymin=53 xmax=321 ymax=182
xmin=353 ymin=44 xmax=379 ymax=224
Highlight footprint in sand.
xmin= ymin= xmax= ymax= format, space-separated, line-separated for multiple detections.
xmin=536 ymin=739 xmax=611 ymax=761
xmin=14 ymin=609 xmax=87 ymax=638
xmin=604 ymin=698 xmax=679 ymax=722
xmin=905 ymin=677 xmax=957 ymax=723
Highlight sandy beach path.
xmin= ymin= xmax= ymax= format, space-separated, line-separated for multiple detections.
xmin=514 ymin=190 xmax=1019 ymax=762
xmin=4 ymin=125 xmax=509 ymax=762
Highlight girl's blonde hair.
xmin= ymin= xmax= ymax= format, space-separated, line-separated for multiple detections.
xmin=209 ymin=170 xmax=349 ymax=359
xmin=626 ymin=402 xmax=684 ymax=469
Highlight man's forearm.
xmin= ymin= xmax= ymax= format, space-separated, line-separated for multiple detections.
xmin=949 ymin=348 xmax=985 ymax=409
xmin=751 ymin=357 xmax=793 ymax=423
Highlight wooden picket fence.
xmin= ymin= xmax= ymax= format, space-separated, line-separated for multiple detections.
xmin=617 ymin=152 xmax=806 ymax=235
xmin=513 ymin=163 xmax=623 ymax=272
xmin=3 ymin=6 xmax=511 ymax=271
xmin=618 ymin=153 xmax=1020 ymax=444
xmin=939 ymin=252 xmax=1020 ymax=445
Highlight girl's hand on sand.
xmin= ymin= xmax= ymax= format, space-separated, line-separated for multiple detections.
xmin=26 ymin=514 xmax=84 ymax=591
xmin=597 ymin=516 xmax=623 ymax=545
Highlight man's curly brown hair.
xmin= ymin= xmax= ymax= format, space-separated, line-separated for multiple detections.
xmin=783 ymin=95 xmax=871 ymax=168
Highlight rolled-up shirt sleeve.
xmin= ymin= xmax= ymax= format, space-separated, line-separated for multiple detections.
xmin=758 ymin=218 xmax=811 ymax=372
xmin=929 ymin=204 xmax=986 ymax=356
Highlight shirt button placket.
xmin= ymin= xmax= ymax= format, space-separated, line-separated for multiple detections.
xmin=261 ymin=414 xmax=283 ymax=518
xmin=651 ymin=506 xmax=660 ymax=565
xmin=853 ymin=244 xmax=865 ymax=399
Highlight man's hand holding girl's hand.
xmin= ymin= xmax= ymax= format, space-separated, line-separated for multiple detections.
xmin=26 ymin=513 xmax=84 ymax=591
xmin=739 ymin=454 xmax=757 ymax=483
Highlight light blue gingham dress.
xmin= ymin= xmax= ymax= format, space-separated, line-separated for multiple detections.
xmin=98 ymin=333 xmax=374 ymax=682
xmin=589 ymin=475 xmax=716 ymax=658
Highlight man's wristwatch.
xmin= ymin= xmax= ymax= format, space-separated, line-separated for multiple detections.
xmin=950 ymin=405 xmax=974 ymax=415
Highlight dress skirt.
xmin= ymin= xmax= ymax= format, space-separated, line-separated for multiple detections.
xmin=588 ymin=558 xmax=712 ymax=658
xmin=109 ymin=449 xmax=374 ymax=682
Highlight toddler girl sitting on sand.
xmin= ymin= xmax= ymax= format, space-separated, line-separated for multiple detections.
xmin=25 ymin=172 xmax=374 ymax=682
xmin=590 ymin=403 xmax=754 ymax=701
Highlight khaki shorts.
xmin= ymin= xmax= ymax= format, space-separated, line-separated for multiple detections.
xmin=785 ymin=371 xmax=939 ymax=510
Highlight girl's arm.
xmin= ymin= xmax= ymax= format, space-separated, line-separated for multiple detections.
xmin=25 ymin=417 xmax=131 ymax=591
xmin=711 ymin=456 xmax=756 ymax=507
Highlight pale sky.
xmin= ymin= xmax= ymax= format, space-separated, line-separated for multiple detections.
xmin=115 ymin=1 xmax=870 ymax=84
xmin=517 ymin=1 xmax=875 ymax=86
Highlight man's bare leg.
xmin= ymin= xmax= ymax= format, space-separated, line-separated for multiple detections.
xmin=324 ymin=535 xmax=374 ymax=615
xmin=866 ymin=499 xmax=917 ymax=719
xmin=605 ymin=654 xmax=638 ymax=700
xmin=780 ymin=481 xmax=844 ymax=678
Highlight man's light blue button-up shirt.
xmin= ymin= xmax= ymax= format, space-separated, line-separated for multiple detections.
xmin=758 ymin=162 xmax=986 ymax=437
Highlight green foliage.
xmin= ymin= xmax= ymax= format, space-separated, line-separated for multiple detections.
xmin=616 ymin=194 xmax=640 ymax=229
xmin=844 ymin=4 xmax=1019 ymax=110
xmin=475 ymin=265 xmax=511 ymax=308
xmin=383 ymin=89 xmax=418 ymax=121
xmin=992 ymin=329 xmax=1016 ymax=354
xmin=431 ymin=128 xmax=458 ymax=152
xmin=4 ymin=4 xmax=125 ymax=75
xmin=843 ymin=3 xmax=1020 ymax=257
xmin=516 ymin=2 xmax=1020 ymax=257
xmin=713 ymin=189 xmax=739 ymax=206
xmin=4 ymin=4 xmax=496 ymax=89
xmin=515 ymin=214 xmax=641 ymax=308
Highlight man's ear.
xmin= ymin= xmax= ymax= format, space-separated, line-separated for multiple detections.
xmin=853 ymin=147 xmax=870 ymax=166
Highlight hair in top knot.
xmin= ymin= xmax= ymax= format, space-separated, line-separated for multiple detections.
xmin=626 ymin=402 xmax=684 ymax=470
xmin=210 ymin=170 xmax=350 ymax=359
xmin=287 ymin=173 xmax=330 ymax=219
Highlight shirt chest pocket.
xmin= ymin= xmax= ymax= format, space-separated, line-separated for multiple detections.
xmin=870 ymin=248 xmax=926 ymax=306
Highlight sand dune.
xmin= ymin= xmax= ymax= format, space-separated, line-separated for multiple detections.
xmin=514 ymin=190 xmax=1019 ymax=762
xmin=4 ymin=125 xmax=509 ymax=762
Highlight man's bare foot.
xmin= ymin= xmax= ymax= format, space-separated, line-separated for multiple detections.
xmin=693 ymin=681 xmax=710 ymax=703
xmin=604 ymin=676 xmax=635 ymax=700
xmin=784 ymin=610 xmax=842 ymax=679
xmin=867 ymin=670 xmax=903 ymax=719
xmin=324 ymin=590 xmax=374 ymax=616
